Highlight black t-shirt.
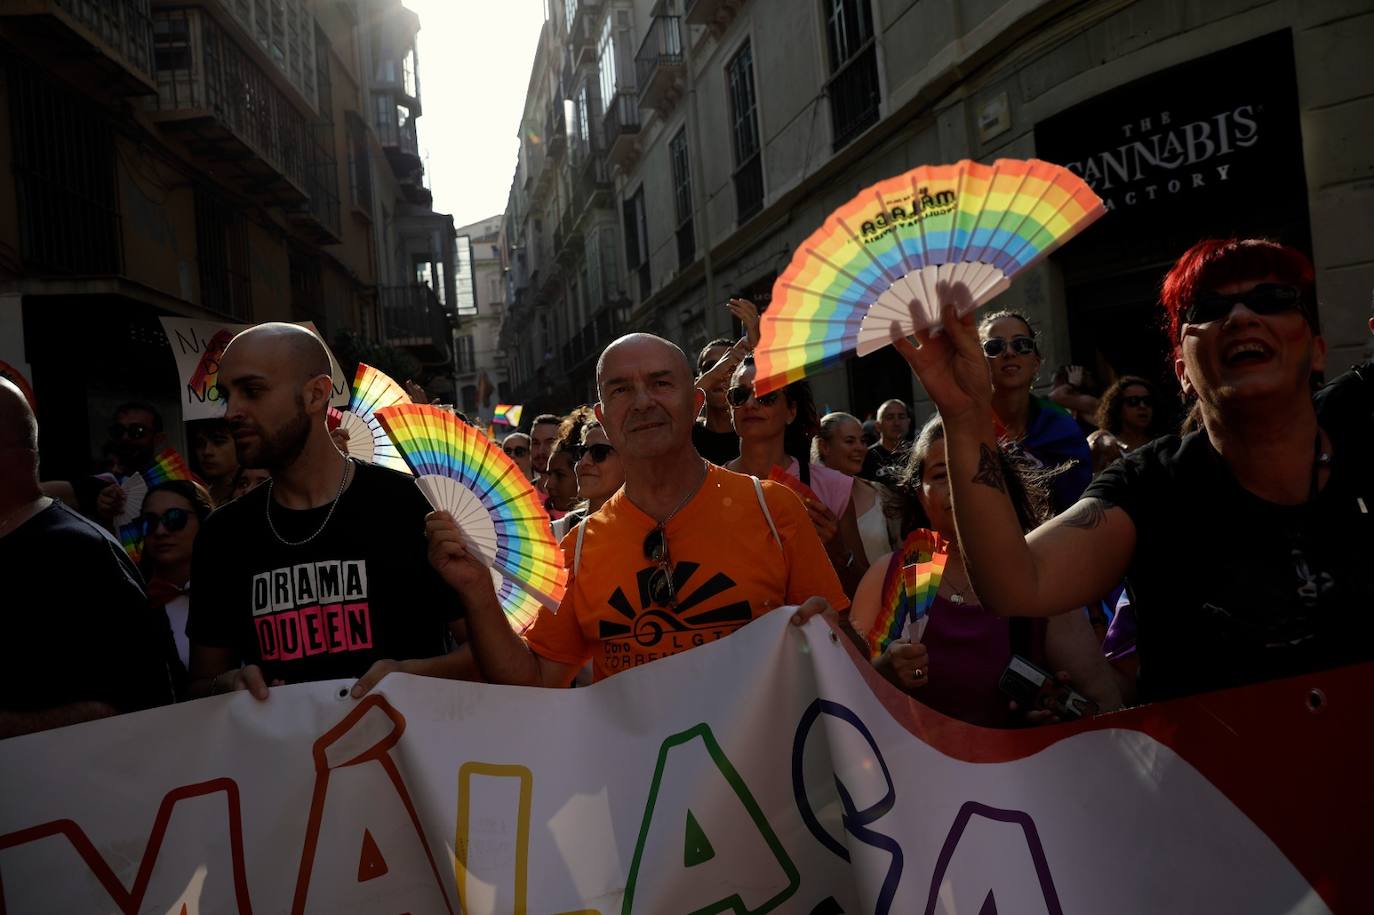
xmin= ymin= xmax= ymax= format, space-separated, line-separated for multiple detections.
xmin=860 ymin=443 xmax=902 ymax=482
xmin=1084 ymin=430 xmax=1374 ymax=703
xmin=693 ymin=421 xmax=739 ymax=465
xmin=1 ymin=501 xmax=173 ymax=714
xmin=1314 ymin=360 xmax=1372 ymax=442
xmin=188 ymin=461 xmax=463 ymax=684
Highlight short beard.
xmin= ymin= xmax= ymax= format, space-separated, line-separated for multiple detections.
xmin=246 ymin=395 xmax=312 ymax=470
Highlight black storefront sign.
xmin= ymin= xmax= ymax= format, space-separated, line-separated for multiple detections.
xmin=1033 ymin=29 xmax=1311 ymax=386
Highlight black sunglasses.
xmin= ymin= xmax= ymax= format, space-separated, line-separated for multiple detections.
xmin=643 ymin=526 xmax=676 ymax=608
xmin=572 ymin=442 xmax=616 ymax=464
xmin=109 ymin=423 xmax=151 ymax=440
xmin=981 ymin=336 xmax=1038 ymax=359
xmin=726 ymin=385 xmax=781 ymax=408
xmin=503 ymin=445 xmax=530 ymax=458
xmin=1123 ymin=395 xmax=1153 ymax=408
xmin=1184 ymin=283 xmax=1305 ymax=326
xmin=139 ymin=508 xmax=192 ymax=536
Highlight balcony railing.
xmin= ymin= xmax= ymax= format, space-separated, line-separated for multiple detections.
xmin=2 ymin=0 xmax=157 ymax=93
xmin=567 ymin=0 xmax=602 ymax=60
xmin=150 ymin=8 xmax=310 ymax=202
xmin=546 ymin=98 xmax=567 ymax=159
xmin=827 ymin=41 xmax=881 ymax=152
xmin=380 ymin=285 xmax=450 ymax=359
xmin=374 ymin=91 xmax=420 ymax=175
xmin=287 ymin=131 xmax=341 ymax=243
xmin=635 ymin=14 xmax=684 ymax=113
xmin=601 ymin=89 xmax=641 ymax=168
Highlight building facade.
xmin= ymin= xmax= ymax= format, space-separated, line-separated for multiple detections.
xmin=0 ymin=0 xmax=456 ymax=477
xmin=452 ymin=213 xmax=511 ymax=424
xmin=499 ymin=0 xmax=1373 ymax=422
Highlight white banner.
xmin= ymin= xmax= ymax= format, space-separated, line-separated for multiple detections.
xmin=0 ymin=610 xmax=1363 ymax=914
xmin=159 ymin=318 xmax=349 ymax=421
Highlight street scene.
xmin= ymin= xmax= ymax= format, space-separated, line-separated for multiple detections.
xmin=0 ymin=0 xmax=1371 ymax=912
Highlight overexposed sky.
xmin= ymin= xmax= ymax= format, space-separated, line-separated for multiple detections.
xmin=407 ymin=1 xmax=547 ymax=229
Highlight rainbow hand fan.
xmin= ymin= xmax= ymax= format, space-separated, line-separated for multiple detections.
xmin=342 ymin=364 xmax=412 ymax=473
xmin=754 ymin=158 xmax=1106 ymax=393
xmin=114 ymin=448 xmax=194 ymax=535
xmin=374 ymin=404 xmax=567 ymax=625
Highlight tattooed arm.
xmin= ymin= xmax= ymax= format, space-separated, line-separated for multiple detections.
xmin=941 ymin=425 xmax=1138 ymax=618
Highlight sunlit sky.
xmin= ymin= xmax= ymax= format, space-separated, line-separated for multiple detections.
xmin=406 ymin=0 xmax=547 ymax=230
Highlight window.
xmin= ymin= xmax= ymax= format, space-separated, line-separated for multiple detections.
xmin=726 ymin=40 xmax=763 ymax=221
xmin=824 ymin=0 xmax=880 ymax=150
xmin=454 ymin=236 xmax=477 ymax=316
xmin=456 ymin=336 xmax=476 ymax=374
xmin=669 ymin=128 xmax=695 ymax=268
xmin=7 ymin=61 xmax=121 ymax=275
xmin=195 ymin=186 xmax=252 ymax=319
xmin=598 ymin=15 xmax=616 ymax=107
xmin=346 ymin=112 xmax=373 ymax=213
xmin=623 ymin=188 xmax=651 ymax=301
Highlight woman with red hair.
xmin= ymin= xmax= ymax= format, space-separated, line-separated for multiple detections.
xmin=894 ymin=238 xmax=1374 ymax=704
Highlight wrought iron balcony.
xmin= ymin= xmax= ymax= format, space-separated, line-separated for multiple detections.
xmin=150 ymin=7 xmax=310 ymax=203
xmin=566 ymin=0 xmax=601 ymax=66
xmin=827 ymin=41 xmax=880 ymax=152
xmin=380 ymin=284 xmax=451 ymax=363
xmin=559 ymin=307 xmax=623 ymax=373
xmin=2 ymin=0 xmax=157 ymax=95
xmin=546 ymin=98 xmax=567 ymax=159
xmin=635 ymin=14 xmax=684 ymax=114
xmin=373 ymin=90 xmax=420 ymax=177
xmin=601 ymin=89 xmax=641 ymax=169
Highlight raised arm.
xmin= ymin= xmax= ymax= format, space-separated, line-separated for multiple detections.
xmin=892 ymin=293 xmax=1137 ymax=618
xmin=425 ymin=512 xmax=578 ymax=688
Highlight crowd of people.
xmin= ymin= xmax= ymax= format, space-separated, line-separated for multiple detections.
xmin=1 ymin=237 xmax=1371 ymax=741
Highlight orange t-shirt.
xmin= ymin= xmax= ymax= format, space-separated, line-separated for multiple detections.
xmin=522 ymin=464 xmax=849 ymax=682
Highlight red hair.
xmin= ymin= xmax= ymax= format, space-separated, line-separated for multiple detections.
xmin=1160 ymin=238 xmax=1316 ymax=355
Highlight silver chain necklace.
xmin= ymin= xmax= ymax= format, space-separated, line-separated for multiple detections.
xmin=265 ymin=457 xmax=351 ymax=547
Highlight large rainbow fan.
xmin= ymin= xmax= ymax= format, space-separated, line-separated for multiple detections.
xmin=754 ymin=158 xmax=1106 ymax=393
xmin=340 ymin=364 xmax=412 ymax=473
xmin=374 ymin=404 xmax=567 ymax=627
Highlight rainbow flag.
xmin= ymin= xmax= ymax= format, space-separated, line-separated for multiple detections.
xmin=867 ymin=528 xmax=948 ymax=659
xmin=493 ymin=404 xmax=523 ymax=427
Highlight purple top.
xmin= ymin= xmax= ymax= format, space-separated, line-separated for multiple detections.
xmin=917 ymin=594 xmax=1046 ymax=729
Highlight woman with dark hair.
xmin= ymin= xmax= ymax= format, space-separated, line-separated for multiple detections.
xmin=848 ymin=417 xmax=1120 ymax=726
xmin=551 ymin=419 xmax=625 ymax=540
xmin=726 ymin=356 xmax=869 ymax=594
xmin=978 ymin=310 xmax=1092 ymax=513
xmin=138 ymin=479 xmax=214 ymax=699
xmin=544 ymin=407 xmax=594 ymax=521
xmin=1088 ymin=376 xmax=1162 ymax=474
xmin=895 ymin=238 xmax=1374 ymax=703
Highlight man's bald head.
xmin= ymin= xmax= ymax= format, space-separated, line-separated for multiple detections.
xmin=596 ymin=334 xmax=693 ymax=394
xmin=0 ymin=377 xmax=39 ymax=496
xmin=225 ymin=322 xmax=332 ymax=382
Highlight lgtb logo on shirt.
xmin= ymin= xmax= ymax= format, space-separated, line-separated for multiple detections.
xmin=250 ymin=560 xmax=373 ymax=661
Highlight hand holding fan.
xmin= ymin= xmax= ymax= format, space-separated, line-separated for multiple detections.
xmin=753 ymin=158 xmax=1106 ymax=393
xmin=374 ymin=404 xmax=568 ymax=628
xmin=340 ymin=364 xmax=413 ymax=473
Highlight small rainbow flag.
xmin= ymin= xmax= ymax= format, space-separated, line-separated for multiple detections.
xmin=493 ymin=404 xmax=523 ymax=427
xmin=143 ymin=448 xmax=195 ymax=487
xmin=867 ymin=529 xmax=948 ymax=659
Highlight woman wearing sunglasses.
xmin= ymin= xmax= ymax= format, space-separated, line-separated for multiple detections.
xmin=1087 ymin=376 xmax=1162 ymax=475
xmin=550 ymin=419 xmax=625 ymax=540
xmin=138 ymin=479 xmax=214 ymax=699
xmin=725 ymin=356 xmax=869 ymax=595
xmin=896 ymin=238 xmax=1374 ymax=704
xmin=849 ymin=417 xmax=1121 ymax=725
xmin=978 ymin=311 xmax=1093 ymax=514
